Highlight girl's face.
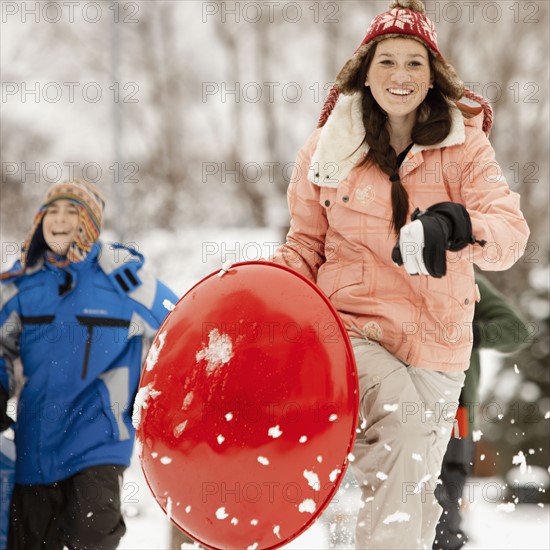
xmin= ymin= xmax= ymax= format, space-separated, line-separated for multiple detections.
xmin=365 ymin=37 xmax=433 ymax=125
xmin=42 ymin=199 xmax=80 ymax=256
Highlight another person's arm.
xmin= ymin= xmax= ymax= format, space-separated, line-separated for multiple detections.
xmin=473 ymin=273 xmax=529 ymax=354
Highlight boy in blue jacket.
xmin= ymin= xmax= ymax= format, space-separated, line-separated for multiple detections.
xmin=0 ymin=179 xmax=178 ymax=549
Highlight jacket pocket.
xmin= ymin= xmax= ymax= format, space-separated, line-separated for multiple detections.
xmin=95 ymin=383 xmax=120 ymax=440
xmin=98 ymin=367 xmax=131 ymax=441
xmin=423 ymin=270 xmax=477 ymax=335
xmin=426 ymin=270 xmax=477 ymax=311
xmin=316 ymin=260 xmax=364 ymax=300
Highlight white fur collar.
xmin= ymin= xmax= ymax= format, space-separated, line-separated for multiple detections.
xmin=309 ymin=92 xmax=466 ymax=188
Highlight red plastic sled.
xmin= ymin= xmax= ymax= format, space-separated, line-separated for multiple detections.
xmin=135 ymin=261 xmax=358 ymax=550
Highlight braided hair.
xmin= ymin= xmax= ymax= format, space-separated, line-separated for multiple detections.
xmin=353 ymin=43 xmax=454 ymax=233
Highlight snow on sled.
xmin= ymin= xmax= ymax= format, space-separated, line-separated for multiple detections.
xmin=134 ymin=261 xmax=358 ymax=550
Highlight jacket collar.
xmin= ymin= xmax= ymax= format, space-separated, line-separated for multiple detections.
xmin=97 ymin=240 xmax=145 ymax=276
xmin=309 ymin=92 xmax=466 ymax=188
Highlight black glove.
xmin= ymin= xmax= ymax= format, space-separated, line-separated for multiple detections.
xmin=0 ymin=386 xmax=12 ymax=432
xmin=392 ymin=202 xmax=479 ymax=278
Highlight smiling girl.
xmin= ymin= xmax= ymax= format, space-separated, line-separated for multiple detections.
xmin=271 ymin=1 xmax=529 ymax=548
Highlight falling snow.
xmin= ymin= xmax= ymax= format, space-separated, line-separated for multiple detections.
xmin=414 ymin=474 xmax=432 ymax=494
xmin=383 ymin=511 xmax=411 ymax=524
xmin=512 ymin=451 xmax=527 ymax=474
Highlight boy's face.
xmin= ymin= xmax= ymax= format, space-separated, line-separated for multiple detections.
xmin=42 ymin=199 xmax=80 ymax=256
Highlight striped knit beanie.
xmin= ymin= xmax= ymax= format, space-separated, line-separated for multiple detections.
xmin=21 ymin=179 xmax=106 ymax=269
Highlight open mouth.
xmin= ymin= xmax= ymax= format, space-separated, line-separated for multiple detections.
xmin=388 ymin=88 xmax=414 ymax=96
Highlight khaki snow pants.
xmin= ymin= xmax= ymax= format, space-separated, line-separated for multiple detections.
xmin=350 ymin=337 xmax=465 ymax=550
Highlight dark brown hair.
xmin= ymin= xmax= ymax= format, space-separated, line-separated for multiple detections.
xmin=353 ymin=40 xmax=454 ymax=233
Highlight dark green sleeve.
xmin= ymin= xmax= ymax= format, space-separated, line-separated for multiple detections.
xmin=473 ymin=274 xmax=530 ymax=354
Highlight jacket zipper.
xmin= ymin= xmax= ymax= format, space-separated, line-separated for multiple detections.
xmin=82 ymin=325 xmax=94 ymax=379
xmin=76 ymin=316 xmax=131 ymax=380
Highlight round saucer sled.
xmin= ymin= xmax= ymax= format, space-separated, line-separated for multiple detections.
xmin=134 ymin=261 xmax=358 ymax=549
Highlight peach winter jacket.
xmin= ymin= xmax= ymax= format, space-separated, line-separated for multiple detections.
xmin=272 ymin=93 xmax=530 ymax=372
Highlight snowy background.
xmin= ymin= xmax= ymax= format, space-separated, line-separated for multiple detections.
xmin=1 ymin=0 xmax=549 ymax=548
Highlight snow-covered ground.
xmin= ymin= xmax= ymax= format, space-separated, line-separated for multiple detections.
xmin=119 ymin=451 xmax=549 ymax=550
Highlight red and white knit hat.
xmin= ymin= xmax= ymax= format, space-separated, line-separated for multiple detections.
xmin=319 ymin=0 xmax=493 ymax=134
xmin=21 ymin=178 xmax=106 ymax=268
